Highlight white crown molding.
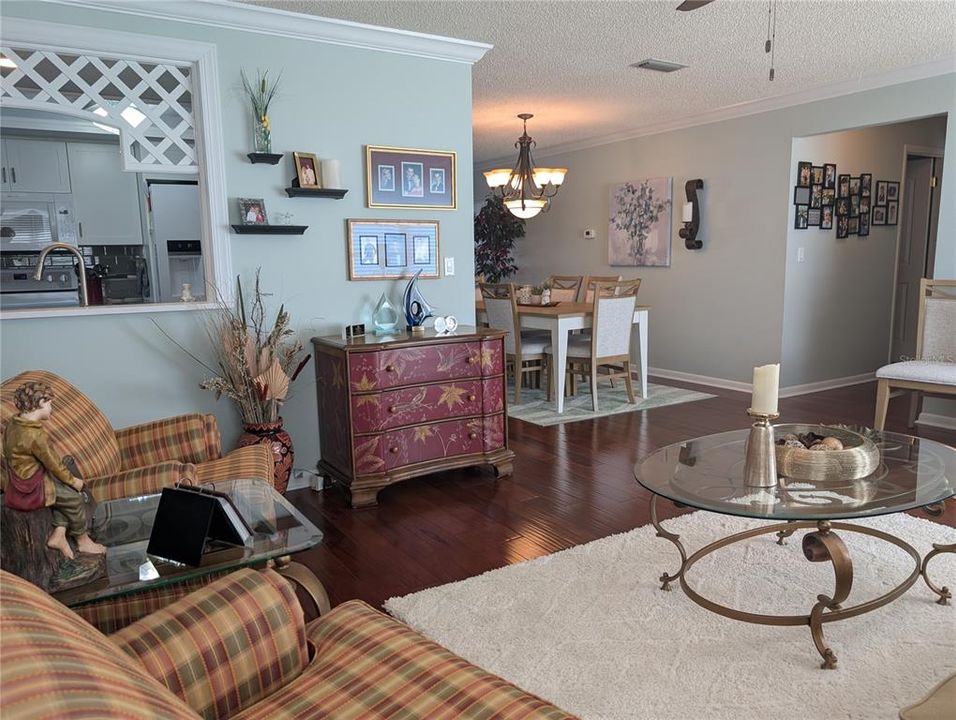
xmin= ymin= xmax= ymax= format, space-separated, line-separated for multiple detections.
xmin=29 ymin=0 xmax=492 ymax=65
xmin=479 ymin=56 xmax=956 ymax=167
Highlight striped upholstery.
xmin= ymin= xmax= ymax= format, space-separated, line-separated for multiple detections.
xmin=234 ymin=600 xmax=576 ymax=720
xmin=195 ymin=444 xmax=275 ymax=486
xmin=117 ymin=413 xmax=220 ymax=469
xmin=114 ymin=569 xmax=308 ymax=720
xmin=0 ymin=569 xmax=196 ymax=720
xmin=90 ymin=460 xmax=198 ymax=500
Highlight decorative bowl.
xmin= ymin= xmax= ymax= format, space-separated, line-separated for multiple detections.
xmin=773 ymin=423 xmax=880 ymax=482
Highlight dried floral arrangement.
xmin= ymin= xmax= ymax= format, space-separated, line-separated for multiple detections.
xmin=155 ymin=271 xmax=310 ymax=424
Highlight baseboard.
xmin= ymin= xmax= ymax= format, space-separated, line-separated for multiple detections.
xmin=915 ymin=412 xmax=956 ymax=430
xmin=647 ymin=367 xmax=750 ymax=393
xmin=778 ymin=373 xmax=875 ymax=398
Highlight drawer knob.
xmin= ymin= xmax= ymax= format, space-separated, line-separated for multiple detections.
xmin=385 ymin=364 xmax=396 ymax=372
xmin=468 ymin=395 xmax=476 ymax=402
xmin=389 ymin=446 xmax=399 ymax=454
xmin=468 ymin=432 xmax=478 ymax=439
xmin=388 ymin=406 xmax=398 ymax=414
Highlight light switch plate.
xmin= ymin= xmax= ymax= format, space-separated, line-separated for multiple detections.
xmin=444 ymin=257 xmax=455 ymax=276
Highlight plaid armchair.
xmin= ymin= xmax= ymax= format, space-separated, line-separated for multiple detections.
xmin=0 ymin=568 xmax=576 ymax=720
xmin=1 ymin=370 xmax=275 ymax=630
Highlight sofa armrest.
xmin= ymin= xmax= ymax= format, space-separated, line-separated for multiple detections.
xmin=116 ymin=414 xmax=221 ymax=470
xmin=112 ymin=568 xmax=308 ymax=720
xmin=88 ymin=461 xmax=196 ymax=501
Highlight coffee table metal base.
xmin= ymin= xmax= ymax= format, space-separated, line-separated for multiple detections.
xmin=649 ymin=496 xmax=951 ymax=669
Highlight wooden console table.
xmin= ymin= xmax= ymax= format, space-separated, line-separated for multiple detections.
xmin=312 ymin=327 xmax=515 ymax=508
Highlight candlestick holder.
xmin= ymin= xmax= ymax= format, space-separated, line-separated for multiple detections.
xmin=744 ymin=408 xmax=780 ymax=488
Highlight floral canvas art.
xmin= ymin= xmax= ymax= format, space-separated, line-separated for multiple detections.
xmin=608 ymin=178 xmax=673 ymax=267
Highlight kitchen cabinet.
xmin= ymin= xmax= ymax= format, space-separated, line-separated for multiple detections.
xmin=312 ymin=328 xmax=514 ymax=508
xmin=67 ymin=142 xmax=143 ymax=246
xmin=1 ymin=138 xmax=71 ymax=193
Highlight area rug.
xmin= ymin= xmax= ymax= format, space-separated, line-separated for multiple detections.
xmin=507 ymin=381 xmax=714 ymax=426
xmin=386 ymin=512 xmax=956 ymax=720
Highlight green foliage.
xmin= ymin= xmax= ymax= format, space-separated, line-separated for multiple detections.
xmin=474 ymin=196 xmax=526 ymax=283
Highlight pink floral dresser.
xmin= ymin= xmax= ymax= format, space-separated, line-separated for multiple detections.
xmin=312 ymin=328 xmax=514 ymax=508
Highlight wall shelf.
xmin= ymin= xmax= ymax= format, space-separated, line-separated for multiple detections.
xmin=231 ymin=224 xmax=308 ymax=235
xmin=285 ymin=186 xmax=348 ymax=199
xmin=247 ymin=152 xmax=283 ymax=164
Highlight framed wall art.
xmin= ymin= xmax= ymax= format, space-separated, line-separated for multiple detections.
xmin=872 ymin=205 xmax=887 ymax=225
xmin=365 ymin=145 xmax=457 ymax=210
xmin=824 ymin=164 xmax=837 ymax=189
xmin=797 ymin=161 xmax=812 ymax=187
xmin=347 ymin=219 xmax=440 ymax=280
xmin=608 ymin=177 xmax=673 ymax=265
xmin=886 ymin=200 xmax=899 ymax=226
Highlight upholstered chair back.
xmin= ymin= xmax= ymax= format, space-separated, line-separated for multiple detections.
xmin=592 ymin=280 xmax=639 ymax=359
xmin=918 ymin=280 xmax=956 ymax=363
xmin=1 ymin=370 xmax=122 ymax=481
xmin=481 ymin=283 xmax=519 ymax=355
xmin=583 ymin=274 xmax=624 ymax=303
xmin=546 ymin=275 xmax=583 ymax=303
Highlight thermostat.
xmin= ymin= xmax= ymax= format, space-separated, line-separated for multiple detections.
xmin=583 ymin=229 xmax=596 ymax=239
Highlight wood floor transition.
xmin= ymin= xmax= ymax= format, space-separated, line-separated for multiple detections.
xmin=286 ymin=378 xmax=956 ymax=611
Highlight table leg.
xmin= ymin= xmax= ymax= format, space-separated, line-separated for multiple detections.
xmin=272 ymin=556 xmax=332 ymax=616
xmin=802 ymin=521 xmax=852 ymax=669
xmin=637 ymin=311 xmax=648 ymax=398
xmin=921 ymin=542 xmax=954 ymax=605
xmin=650 ymin=495 xmax=687 ymax=591
xmin=552 ymin=319 xmax=569 ymax=413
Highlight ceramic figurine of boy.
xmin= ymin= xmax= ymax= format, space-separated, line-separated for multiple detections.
xmin=2 ymin=381 xmax=105 ymax=559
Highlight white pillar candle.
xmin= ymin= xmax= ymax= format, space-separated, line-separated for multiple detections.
xmin=682 ymin=202 xmax=694 ymax=223
xmin=751 ymin=363 xmax=780 ymax=415
xmin=321 ymin=159 xmax=342 ymax=189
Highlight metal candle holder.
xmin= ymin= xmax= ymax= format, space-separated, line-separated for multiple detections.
xmin=744 ymin=408 xmax=780 ymax=488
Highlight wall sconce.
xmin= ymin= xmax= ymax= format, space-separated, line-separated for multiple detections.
xmin=679 ymin=178 xmax=704 ymax=250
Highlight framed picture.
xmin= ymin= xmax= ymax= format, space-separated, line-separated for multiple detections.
xmin=838 ymin=174 xmax=850 ymax=198
xmin=820 ymin=205 xmax=834 ymax=230
xmin=836 ymin=197 xmax=850 ymax=217
xmin=849 ymin=176 xmax=861 ymax=197
xmin=858 ymin=212 xmax=870 ymax=237
xmin=811 ymin=166 xmax=824 ymax=185
xmin=609 ymin=178 xmax=673 ymax=266
xmin=793 ymin=186 xmax=811 ymax=205
xmin=887 ymin=182 xmax=899 ymax=201
xmin=797 ymin=162 xmax=812 ymax=187
xmin=860 ymin=173 xmax=872 ymax=197
xmin=860 ymin=198 xmax=870 ymax=217
xmin=821 ymin=188 xmax=835 ymax=206
xmin=850 ymin=194 xmax=860 ymax=218
xmin=293 ymin=152 xmax=320 ymax=188
xmin=887 ymin=200 xmax=899 ymax=225
xmin=366 ymin=146 xmax=457 ymax=209
xmin=824 ymin=164 xmax=837 ymax=189
xmin=810 ymin=185 xmax=822 ymax=209
xmin=875 ymin=181 xmax=888 ymax=205
xmin=836 ymin=215 xmax=849 ymax=239
xmin=347 ymin=219 xmax=439 ymax=280
xmin=848 ymin=217 xmax=859 ymax=235
xmin=872 ymin=205 xmax=887 ymax=225
xmin=808 ymin=208 xmax=821 ymax=226
xmin=237 ymin=197 xmax=268 ymax=225
xmin=794 ymin=204 xmax=809 ymax=230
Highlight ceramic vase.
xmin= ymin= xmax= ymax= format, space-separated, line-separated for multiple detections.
xmin=238 ymin=418 xmax=292 ymax=493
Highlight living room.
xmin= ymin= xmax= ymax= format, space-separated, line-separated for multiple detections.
xmin=1 ymin=1 xmax=954 ymax=718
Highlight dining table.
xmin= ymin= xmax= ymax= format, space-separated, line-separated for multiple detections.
xmin=475 ymin=301 xmax=650 ymax=413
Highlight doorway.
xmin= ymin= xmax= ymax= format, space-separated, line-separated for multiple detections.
xmin=889 ymin=146 xmax=944 ymax=363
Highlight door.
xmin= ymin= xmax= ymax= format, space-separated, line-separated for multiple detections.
xmin=890 ymin=155 xmax=939 ymax=363
xmin=148 ymin=181 xmax=202 ymax=302
xmin=67 ymin=142 xmax=143 ymax=245
xmin=3 ymin=138 xmax=71 ymax=193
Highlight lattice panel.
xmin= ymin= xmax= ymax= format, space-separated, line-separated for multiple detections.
xmin=1 ymin=46 xmax=196 ymax=169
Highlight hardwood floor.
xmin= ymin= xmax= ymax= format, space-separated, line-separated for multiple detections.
xmin=287 ymin=378 xmax=956 ymax=611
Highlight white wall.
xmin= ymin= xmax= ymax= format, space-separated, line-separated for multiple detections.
xmin=0 ymin=2 xmax=478 ymax=470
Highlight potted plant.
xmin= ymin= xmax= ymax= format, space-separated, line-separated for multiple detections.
xmin=241 ymin=69 xmax=281 ymax=155
xmin=474 ymin=195 xmax=526 ymax=283
xmin=541 ymin=280 xmax=552 ymax=305
xmin=530 ymin=285 xmax=544 ymax=305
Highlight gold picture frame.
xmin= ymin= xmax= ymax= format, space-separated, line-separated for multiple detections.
xmin=347 ymin=219 xmax=440 ymax=280
xmin=365 ymin=145 xmax=457 ymax=210
xmin=293 ymin=151 xmax=321 ymax=188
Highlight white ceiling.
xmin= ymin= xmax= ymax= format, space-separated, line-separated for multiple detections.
xmin=244 ymin=0 xmax=956 ymax=163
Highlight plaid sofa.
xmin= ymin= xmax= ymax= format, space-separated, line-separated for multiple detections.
xmin=0 ymin=568 xmax=576 ymax=720
xmin=1 ymin=370 xmax=275 ymax=630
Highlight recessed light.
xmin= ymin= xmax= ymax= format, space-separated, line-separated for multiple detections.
xmin=629 ymin=58 xmax=687 ymax=73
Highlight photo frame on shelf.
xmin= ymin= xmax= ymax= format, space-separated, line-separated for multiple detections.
xmin=238 ymin=197 xmax=268 ymax=225
xmin=824 ymin=164 xmax=837 ymax=189
xmin=838 ymin=174 xmax=850 ymax=198
xmin=887 ymin=200 xmax=899 ymax=225
xmin=347 ymin=219 xmax=440 ymax=280
xmin=366 ymin=145 xmax=457 ymax=209
xmin=794 ymin=205 xmax=809 ymax=230
xmin=292 ymin=152 xmax=321 ymax=188
xmin=794 ymin=186 xmax=811 ymax=205
xmin=797 ymin=161 xmax=812 ymax=187
xmin=872 ymin=205 xmax=887 ymax=225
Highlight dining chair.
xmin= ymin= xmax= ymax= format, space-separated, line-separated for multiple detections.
xmin=480 ymin=283 xmax=549 ymax=403
xmin=546 ymin=279 xmax=641 ymax=411
xmin=545 ymin=275 xmax=583 ymax=303
xmin=581 ymin=274 xmax=623 ymax=303
xmin=874 ymin=278 xmax=956 ymax=430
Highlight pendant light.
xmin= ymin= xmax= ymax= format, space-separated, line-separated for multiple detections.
xmin=483 ymin=113 xmax=567 ymax=219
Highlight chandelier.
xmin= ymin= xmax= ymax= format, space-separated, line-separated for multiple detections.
xmin=483 ymin=113 xmax=567 ymax=219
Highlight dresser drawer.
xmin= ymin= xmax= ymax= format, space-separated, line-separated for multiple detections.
xmin=349 ymin=341 xmax=482 ymax=392
xmin=351 ymin=379 xmax=483 ymax=434
xmin=384 ymin=418 xmax=485 ymax=470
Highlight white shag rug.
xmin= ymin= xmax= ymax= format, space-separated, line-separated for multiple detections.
xmin=385 ymin=512 xmax=956 ymax=720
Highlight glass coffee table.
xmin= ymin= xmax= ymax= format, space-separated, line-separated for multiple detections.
xmin=634 ymin=428 xmax=956 ymax=669
xmin=53 ymin=478 xmax=328 ymax=614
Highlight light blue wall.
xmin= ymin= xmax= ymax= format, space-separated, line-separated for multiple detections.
xmin=0 ymin=2 xmax=477 ymax=470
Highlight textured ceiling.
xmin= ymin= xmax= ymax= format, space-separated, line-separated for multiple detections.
xmin=244 ymin=0 xmax=956 ymax=162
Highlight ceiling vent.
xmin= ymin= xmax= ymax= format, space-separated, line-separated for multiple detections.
xmin=630 ymin=58 xmax=687 ymax=73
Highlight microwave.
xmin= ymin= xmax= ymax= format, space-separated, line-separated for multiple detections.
xmin=0 ymin=192 xmax=77 ymax=252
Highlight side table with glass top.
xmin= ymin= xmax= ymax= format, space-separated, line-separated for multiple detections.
xmin=634 ymin=428 xmax=956 ymax=669
xmin=53 ymin=478 xmax=329 ymax=616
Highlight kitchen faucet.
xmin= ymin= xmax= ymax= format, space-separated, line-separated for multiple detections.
xmin=34 ymin=243 xmax=89 ymax=307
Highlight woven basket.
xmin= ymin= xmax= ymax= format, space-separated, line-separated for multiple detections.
xmin=774 ymin=424 xmax=880 ymax=482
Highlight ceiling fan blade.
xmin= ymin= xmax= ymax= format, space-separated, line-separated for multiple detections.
xmin=676 ymin=0 xmax=716 ymax=11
